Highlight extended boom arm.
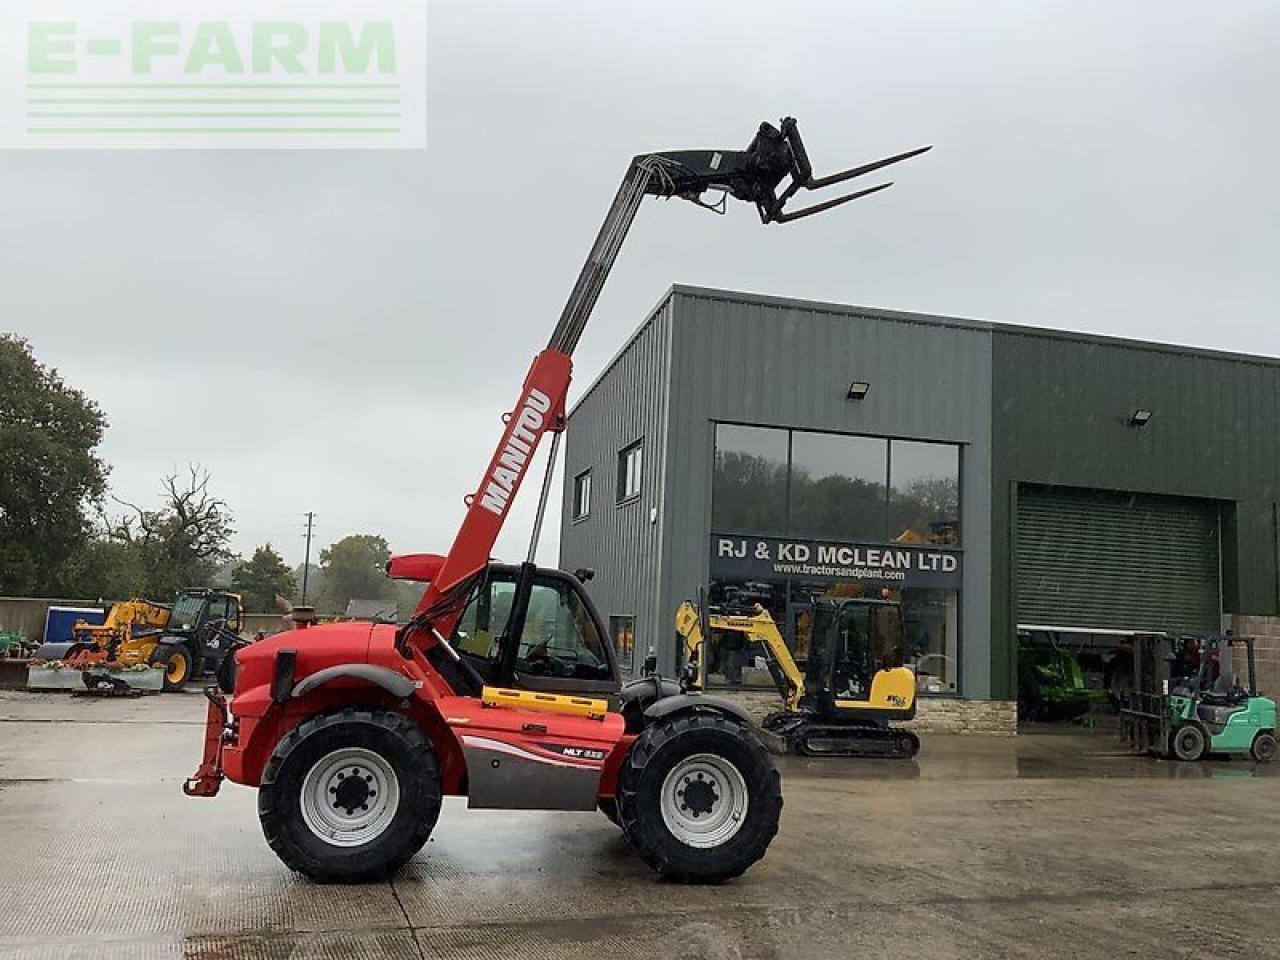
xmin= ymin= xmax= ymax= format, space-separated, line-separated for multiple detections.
xmin=408 ymin=119 xmax=930 ymax=645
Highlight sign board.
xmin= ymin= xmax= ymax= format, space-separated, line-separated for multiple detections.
xmin=710 ymin=534 xmax=962 ymax=590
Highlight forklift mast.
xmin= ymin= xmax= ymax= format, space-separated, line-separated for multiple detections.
xmin=408 ymin=120 xmax=931 ymax=646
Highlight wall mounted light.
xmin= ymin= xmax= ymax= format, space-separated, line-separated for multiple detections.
xmin=1128 ymin=408 xmax=1153 ymax=427
xmin=847 ymin=381 xmax=871 ymax=401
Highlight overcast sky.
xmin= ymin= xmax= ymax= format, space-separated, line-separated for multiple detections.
xmin=6 ymin=0 xmax=1278 ymax=569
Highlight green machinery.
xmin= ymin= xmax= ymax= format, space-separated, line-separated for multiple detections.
xmin=1120 ymin=633 xmax=1277 ymax=762
xmin=1017 ymin=643 xmax=1096 ymax=722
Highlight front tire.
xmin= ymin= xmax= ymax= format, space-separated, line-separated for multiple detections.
xmin=1172 ymin=724 xmax=1207 ymax=762
xmin=259 ymin=708 xmax=441 ymax=883
xmin=617 ymin=712 xmax=781 ymax=883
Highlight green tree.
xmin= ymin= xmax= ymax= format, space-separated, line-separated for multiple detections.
xmin=316 ymin=534 xmax=396 ymax=615
xmin=231 ymin=543 xmax=297 ymax=612
xmin=0 ymin=336 xmax=108 ymax=595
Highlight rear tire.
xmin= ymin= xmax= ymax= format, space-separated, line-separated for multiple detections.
xmin=259 ymin=708 xmax=441 ymax=882
xmin=1250 ymin=731 xmax=1277 ymax=764
xmin=617 ymin=712 xmax=781 ymax=883
xmin=1172 ymin=724 xmax=1207 ymax=762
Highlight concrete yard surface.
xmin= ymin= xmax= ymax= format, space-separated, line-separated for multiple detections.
xmin=1 ymin=692 xmax=1279 ymax=959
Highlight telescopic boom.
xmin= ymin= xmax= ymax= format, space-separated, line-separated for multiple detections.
xmin=409 ymin=119 xmax=930 ymax=640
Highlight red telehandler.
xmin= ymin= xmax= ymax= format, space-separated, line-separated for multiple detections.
xmin=185 ymin=119 xmax=930 ymax=883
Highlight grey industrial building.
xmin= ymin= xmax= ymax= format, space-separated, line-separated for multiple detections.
xmin=559 ymin=285 xmax=1280 ymax=727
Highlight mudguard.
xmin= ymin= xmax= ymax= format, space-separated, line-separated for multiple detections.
xmin=290 ymin=663 xmax=419 ymax=700
xmin=642 ymin=692 xmax=756 ymax=728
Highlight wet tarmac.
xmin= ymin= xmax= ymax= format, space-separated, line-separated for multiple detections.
xmin=2 ymin=691 xmax=1279 ymax=959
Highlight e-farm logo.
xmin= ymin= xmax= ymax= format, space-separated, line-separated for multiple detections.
xmin=2 ymin=2 xmax=426 ymax=148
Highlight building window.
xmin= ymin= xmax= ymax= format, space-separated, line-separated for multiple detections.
xmin=708 ymin=423 xmax=963 ymax=695
xmin=789 ymin=431 xmax=888 ymax=541
xmin=572 ymin=470 xmax=591 ymax=521
xmin=610 ymin=615 xmax=636 ymax=674
xmin=617 ymin=441 xmax=643 ymax=503
xmin=712 ymin=424 xmax=788 ymax=536
xmin=888 ymin=441 xmax=960 ymax=545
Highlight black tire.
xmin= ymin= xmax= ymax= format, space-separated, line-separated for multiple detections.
xmin=157 ymin=646 xmax=194 ymax=692
xmin=1250 ymin=731 xmax=1277 ymax=764
xmin=598 ymin=797 xmax=622 ymax=827
xmin=258 ymin=708 xmax=441 ymax=883
xmin=617 ymin=712 xmax=781 ymax=883
xmin=1172 ymin=724 xmax=1207 ymax=762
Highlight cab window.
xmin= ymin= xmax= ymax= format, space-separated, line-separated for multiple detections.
xmin=516 ymin=580 xmax=610 ymax=681
xmin=450 ymin=579 xmax=515 ymax=658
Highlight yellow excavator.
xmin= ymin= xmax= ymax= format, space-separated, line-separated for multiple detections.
xmin=675 ymin=593 xmax=919 ymax=757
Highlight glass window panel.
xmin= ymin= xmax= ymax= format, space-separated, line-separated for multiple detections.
xmin=712 ymin=425 xmax=788 ymax=535
xmin=888 ymin=441 xmax=960 ymax=545
xmin=704 ymin=578 xmax=788 ymax=689
xmin=617 ymin=442 xmax=643 ymax=502
xmin=903 ymin=588 xmax=959 ymax=694
xmin=609 ymin=615 xmax=636 ymax=675
xmin=518 ymin=580 xmax=611 ymax=681
xmin=572 ymin=470 xmax=591 ymax=520
xmin=788 ymin=431 xmax=888 ymax=541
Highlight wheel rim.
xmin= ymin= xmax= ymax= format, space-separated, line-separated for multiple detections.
xmin=660 ymin=753 xmax=748 ymax=849
xmin=300 ymin=747 xmax=401 ymax=847
xmin=1175 ymin=728 xmax=1203 ymax=758
xmin=167 ymin=652 xmax=188 ymax=683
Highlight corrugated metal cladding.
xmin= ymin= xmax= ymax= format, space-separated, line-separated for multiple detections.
xmin=561 ymin=284 xmax=1280 ymax=703
xmin=989 ymin=329 xmax=1280 ymax=699
xmin=558 ymin=297 xmax=674 ymax=674
xmin=1015 ymin=485 xmax=1221 ymax=634
xmin=572 ymin=285 xmax=995 ymax=694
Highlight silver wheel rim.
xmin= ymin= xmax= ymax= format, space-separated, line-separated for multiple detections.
xmin=660 ymin=753 xmax=748 ymax=849
xmin=300 ymin=747 xmax=401 ymax=847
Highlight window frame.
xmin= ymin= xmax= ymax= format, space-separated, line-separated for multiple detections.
xmin=609 ymin=614 xmax=637 ymax=676
xmin=616 ymin=439 xmax=643 ymax=505
xmin=448 ymin=566 xmax=620 ymax=697
xmin=572 ymin=469 xmax=592 ymax=522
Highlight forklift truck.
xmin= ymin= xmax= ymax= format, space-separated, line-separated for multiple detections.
xmin=1119 ymin=633 xmax=1277 ymax=762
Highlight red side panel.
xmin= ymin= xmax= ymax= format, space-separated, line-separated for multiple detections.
xmin=436 ymin=695 xmax=625 ymax=809
xmin=414 ymin=349 xmax=573 ymax=622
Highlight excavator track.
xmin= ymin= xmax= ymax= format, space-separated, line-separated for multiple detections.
xmin=764 ymin=713 xmax=920 ymax=759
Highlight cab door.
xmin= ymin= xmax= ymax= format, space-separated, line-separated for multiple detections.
xmin=448 ymin=567 xmax=619 ymax=698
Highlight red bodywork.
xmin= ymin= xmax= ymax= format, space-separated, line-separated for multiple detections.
xmin=187 ymin=621 xmax=633 ymax=803
xmin=184 ymin=240 xmax=624 ymax=814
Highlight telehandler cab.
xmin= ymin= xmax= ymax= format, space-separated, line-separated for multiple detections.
xmin=185 ymin=119 xmax=930 ymax=883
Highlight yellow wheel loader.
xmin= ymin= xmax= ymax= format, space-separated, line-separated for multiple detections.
xmin=675 ymin=592 xmax=919 ymax=758
xmin=31 ymin=589 xmax=244 ymax=692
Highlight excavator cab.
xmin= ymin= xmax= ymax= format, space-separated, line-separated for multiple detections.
xmin=805 ymin=599 xmax=913 ymax=715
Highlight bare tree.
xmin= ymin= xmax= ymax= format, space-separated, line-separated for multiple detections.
xmin=106 ymin=465 xmax=234 ymax=595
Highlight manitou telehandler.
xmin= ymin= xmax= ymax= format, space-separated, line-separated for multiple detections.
xmin=185 ymin=118 xmax=930 ymax=883
xmin=675 ymin=593 xmax=919 ymax=758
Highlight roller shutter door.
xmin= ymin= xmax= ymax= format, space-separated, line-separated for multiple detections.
xmin=1016 ymin=484 xmax=1221 ymax=634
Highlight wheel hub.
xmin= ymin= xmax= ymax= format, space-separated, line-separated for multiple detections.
xmin=331 ymin=768 xmax=375 ymax=815
xmin=679 ymin=775 xmax=719 ymax=817
xmin=659 ymin=753 xmax=749 ymax=849
xmin=300 ymin=747 xmax=401 ymax=847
